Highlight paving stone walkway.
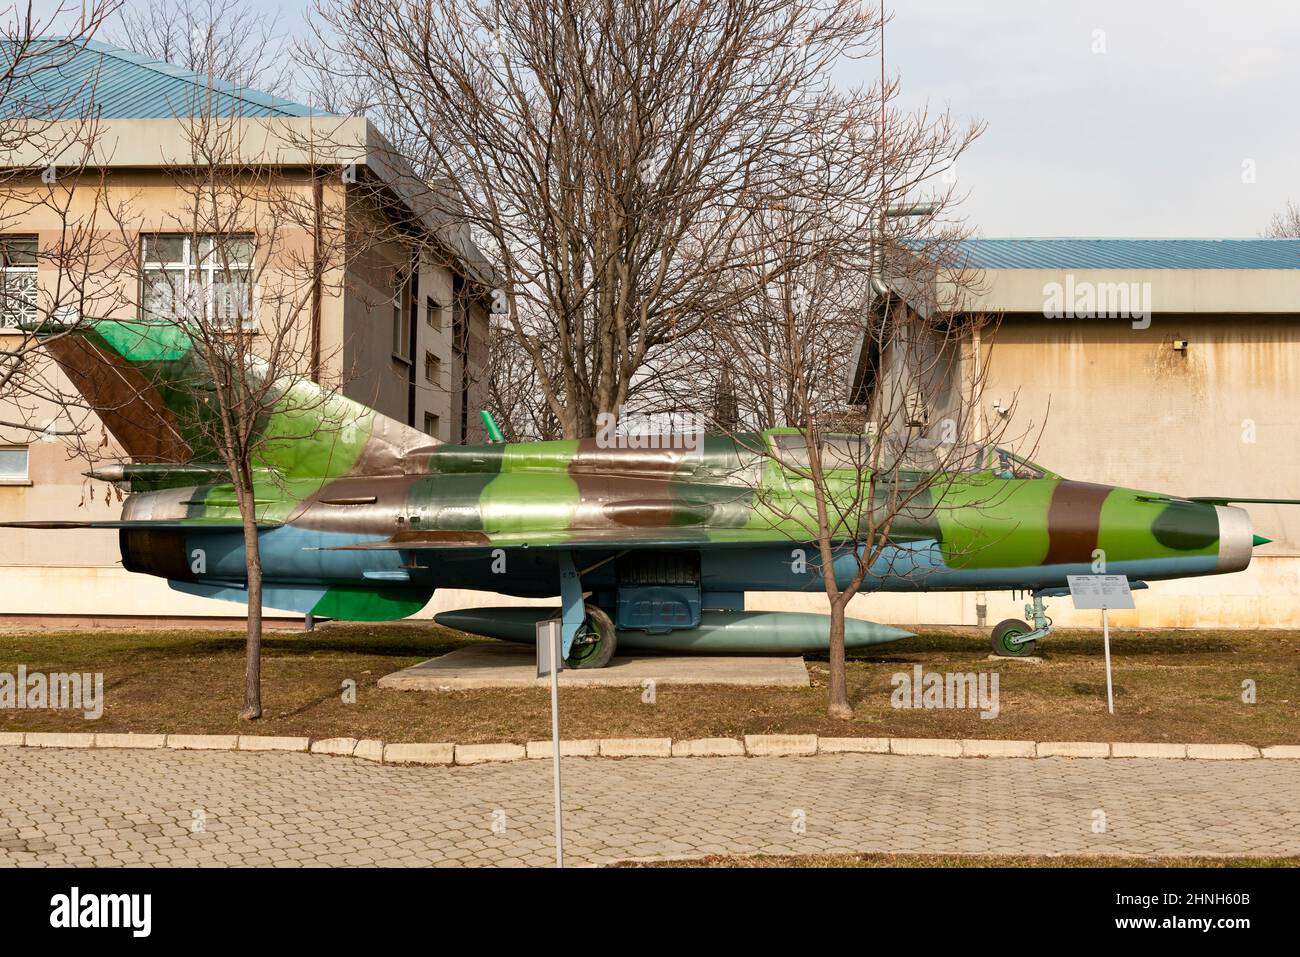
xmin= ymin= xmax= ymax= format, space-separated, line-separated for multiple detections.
xmin=1 ymin=747 xmax=1297 ymax=866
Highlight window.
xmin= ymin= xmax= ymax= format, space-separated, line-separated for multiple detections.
xmin=141 ymin=234 xmax=253 ymax=328
xmin=1 ymin=236 xmax=37 ymax=329
xmin=423 ymin=412 xmax=440 ymax=438
xmin=426 ymin=296 xmax=441 ymax=329
xmin=424 ymin=351 xmax=441 ymax=384
xmin=392 ymin=283 xmax=411 ymax=361
xmin=0 ymin=446 xmax=29 ymax=481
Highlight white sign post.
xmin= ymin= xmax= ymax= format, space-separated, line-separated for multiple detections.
xmin=536 ymin=620 xmax=565 ymax=867
xmin=1066 ymin=575 xmax=1135 ymax=715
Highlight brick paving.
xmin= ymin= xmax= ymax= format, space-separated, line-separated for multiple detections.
xmin=1 ymin=747 xmax=1297 ymax=866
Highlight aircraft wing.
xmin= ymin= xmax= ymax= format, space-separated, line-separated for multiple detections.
xmin=0 ymin=519 xmax=282 ymax=530
xmin=315 ymin=527 xmax=929 ymax=551
xmin=1187 ymin=497 xmax=1300 ymax=506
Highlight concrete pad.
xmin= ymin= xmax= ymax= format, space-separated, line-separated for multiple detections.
xmin=671 ymin=737 xmax=745 ymax=757
xmin=891 ymin=737 xmax=963 ymax=758
xmin=818 ymin=737 xmax=890 ymax=754
xmin=25 ymin=732 xmax=94 ymax=748
xmin=600 ymin=738 xmax=672 ymax=758
xmin=168 ymin=734 xmax=238 ymax=751
xmin=0 ymin=732 xmax=23 ymax=746
xmin=1112 ymin=742 xmax=1188 ymax=759
xmin=238 ymin=735 xmax=310 ymax=752
xmin=985 ymin=655 xmax=1043 ymax=664
xmin=378 ymin=642 xmax=810 ymax=690
xmin=1037 ymin=741 xmax=1111 ymax=759
xmin=309 ymin=737 xmax=358 ymax=756
xmin=455 ymin=743 xmax=526 ymax=765
xmin=961 ymin=739 xmax=1036 ymax=758
xmin=744 ymin=734 xmax=817 ymax=757
xmin=526 ymin=739 xmax=600 ymax=759
xmin=383 ymin=742 xmax=453 ymax=765
xmin=353 ymin=740 xmax=385 ymax=762
xmin=1187 ymin=743 xmax=1260 ymax=760
xmin=1261 ymin=745 xmax=1300 ymax=760
xmin=95 ymin=733 xmax=166 ymax=749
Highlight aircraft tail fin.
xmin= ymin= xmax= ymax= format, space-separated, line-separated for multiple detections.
xmin=41 ymin=318 xmax=436 ymax=480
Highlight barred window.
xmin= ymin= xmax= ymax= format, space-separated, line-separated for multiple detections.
xmin=0 ymin=236 xmax=37 ymax=329
xmin=141 ymin=234 xmax=254 ymax=329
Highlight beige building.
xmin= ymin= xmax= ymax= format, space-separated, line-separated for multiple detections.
xmin=845 ymin=238 xmax=1300 ymax=630
xmin=0 ymin=40 xmax=491 ymax=619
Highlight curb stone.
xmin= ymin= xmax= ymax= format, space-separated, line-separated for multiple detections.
xmin=1111 ymin=742 xmax=1188 ymax=759
xmin=167 ymin=734 xmax=239 ymax=751
xmin=744 ymin=734 xmax=817 ymax=757
xmin=238 ymin=735 xmax=310 ymax=753
xmin=1037 ymin=741 xmax=1111 ymax=759
xmin=1 ymin=733 xmax=1294 ymax=765
xmin=382 ymin=742 xmax=453 ymax=765
xmin=526 ymin=739 xmax=600 ymax=759
xmin=600 ymin=738 xmax=672 ymax=758
xmin=961 ymin=739 xmax=1036 ymax=758
xmin=95 ymin=733 xmax=166 ymax=749
xmin=818 ymin=737 xmax=890 ymax=754
xmin=671 ymin=737 xmax=746 ymax=757
xmin=455 ymin=743 xmax=527 ymax=765
xmin=891 ymin=737 xmax=963 ymax=758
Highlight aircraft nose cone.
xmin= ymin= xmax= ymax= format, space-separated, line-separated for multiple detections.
xmin=1214 ymin=505 xmax=1254 ymax=573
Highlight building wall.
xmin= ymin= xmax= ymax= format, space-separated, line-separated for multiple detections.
xmin=0 ymin=167 xmax=482 ymax=619
xmin=851 ymin=310 xmax=1300 ymax=630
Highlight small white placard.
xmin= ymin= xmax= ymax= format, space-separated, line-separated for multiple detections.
xmin=536 ymin=620 xmax=565 ymax=678
xmin=1066 ymin=575 xmax=1135 ymax=610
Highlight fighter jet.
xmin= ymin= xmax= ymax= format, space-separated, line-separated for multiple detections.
xmin=4 ymin=319 xmax=1285 ymax=665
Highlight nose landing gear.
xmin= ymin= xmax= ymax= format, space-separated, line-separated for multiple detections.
xmin=990 ymin=592 xmax=1053 ymax=657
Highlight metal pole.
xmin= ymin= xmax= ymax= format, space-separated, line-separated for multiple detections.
xmin=1102 ymin=607 xmax=1115 ymax=715
xmin=549 ymin=624 xmax=564 ymax=867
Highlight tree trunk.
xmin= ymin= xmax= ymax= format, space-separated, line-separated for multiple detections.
xmin=239 ymin=515 xmax=263 ymax=720
xmin=827 ymin=599 xmax=853 ymax=720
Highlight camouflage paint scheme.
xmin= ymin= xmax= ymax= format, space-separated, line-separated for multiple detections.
xmin=8 ymin=320 xmax=1263 ymax=647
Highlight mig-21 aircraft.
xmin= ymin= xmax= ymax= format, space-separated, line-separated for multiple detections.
xmin=3 ymin=318 xmax=1286 ymax=667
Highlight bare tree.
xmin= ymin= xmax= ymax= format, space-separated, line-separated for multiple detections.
xmin=1263 ymin=200 xmax=1300 ymax=238
xmin=109 ymin=0 xmax=292 ymax=95
xmin=304 ymin=0 xmax=983 ymax=438
xmin=707 ymin=217 xmax=1009 ymax=717
xmin=1 ymin=2 xmax=133 ymax=458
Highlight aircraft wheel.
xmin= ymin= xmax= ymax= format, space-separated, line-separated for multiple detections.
xmin=561 ymin=603 xmax=618 ymax=669
xmin=991 ymin=618 xmax=1036 ymax=657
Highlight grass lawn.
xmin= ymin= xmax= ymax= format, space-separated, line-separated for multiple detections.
xmin=0 ymin=622 xmax=1297 ymax=744
xmin=617 ymin=853 xmax=1300 ymax=867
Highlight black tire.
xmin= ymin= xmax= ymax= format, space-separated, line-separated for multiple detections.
xmin=991 ymin=618 xmax=1036 ymax=657
xmin=556 ymin=603 xmax=618 ymax=669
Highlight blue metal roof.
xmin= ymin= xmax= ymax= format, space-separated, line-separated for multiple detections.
xmin=0 ymin=38 xmax=325 ymax=119
xmin=954 ymin=238 xmax=1300 ymax=270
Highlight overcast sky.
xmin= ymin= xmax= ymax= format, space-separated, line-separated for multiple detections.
xmin=874 ymin=0 xmax=1300 ymax=237
xmin=119 ymin=0 xmax=1300 ymax=238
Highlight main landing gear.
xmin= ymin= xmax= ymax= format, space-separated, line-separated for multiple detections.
xmin=553 ymin=602 xmax=618 ymax=669
xmin=555 ymin=551 xmax=618 ymax=669
xmin=990 ymin=591 xmax=1053 ymax=657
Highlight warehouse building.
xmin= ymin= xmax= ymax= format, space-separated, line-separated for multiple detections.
xmin=843 ymin=238 xmax=1300 ymax=629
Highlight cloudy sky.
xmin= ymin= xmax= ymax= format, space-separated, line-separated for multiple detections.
xmin=874 ymin=0 xmax=1300 ymax=237
xmin=114 ymin=0 xmax=1300 ymax=238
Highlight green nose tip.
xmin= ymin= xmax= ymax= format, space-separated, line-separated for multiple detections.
xmin=1253 ymin=535 xmax=1273 ymax=547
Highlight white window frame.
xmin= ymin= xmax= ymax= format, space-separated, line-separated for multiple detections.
xmin=0 ymin=236 xmax=37 ymax=330
xmin=141 ymin=234 xmax=255 ymax=330
xmin=0 ymin=445 xmax=29 ymax=482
